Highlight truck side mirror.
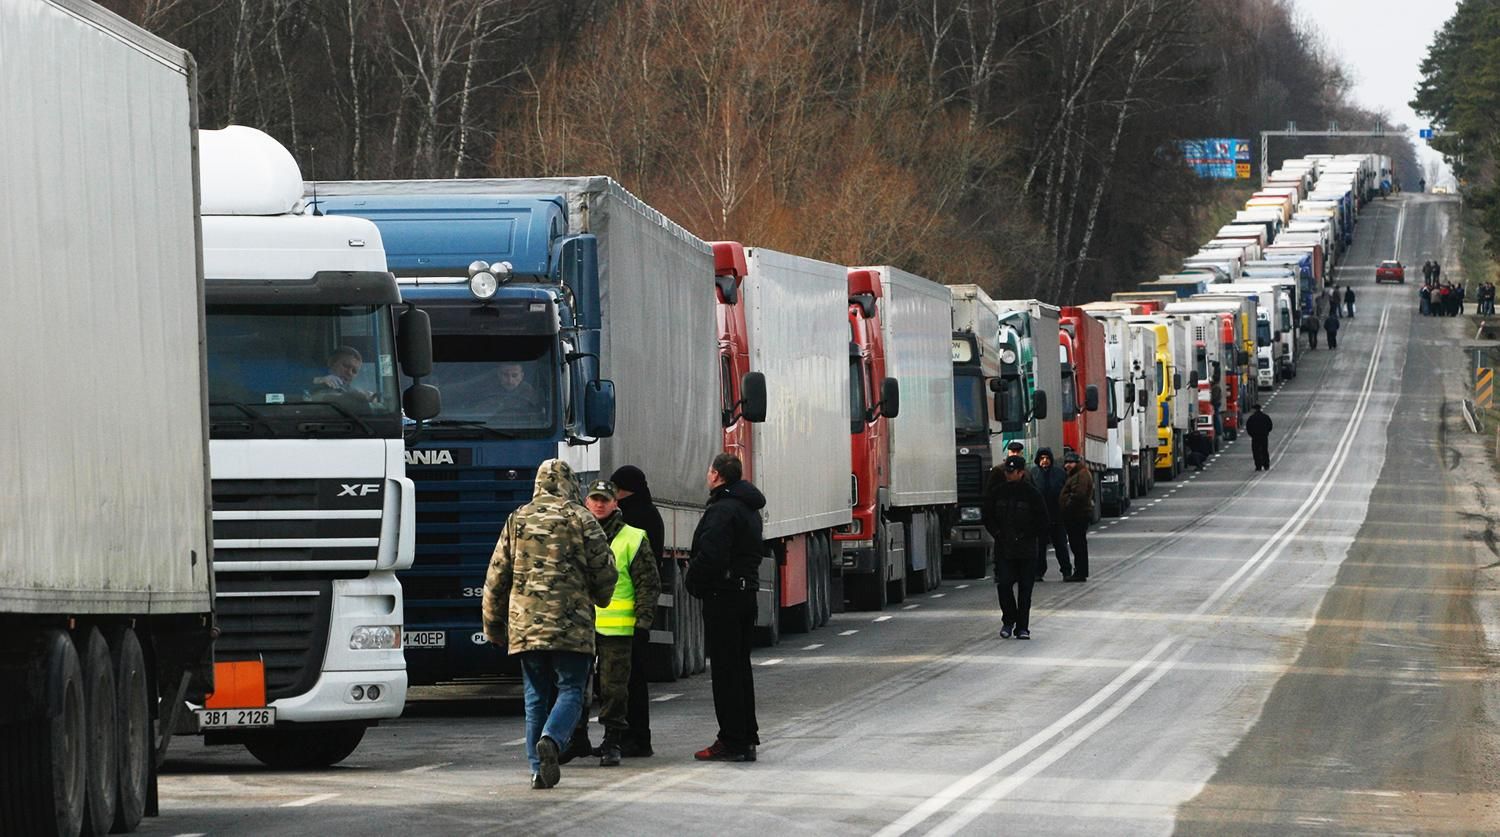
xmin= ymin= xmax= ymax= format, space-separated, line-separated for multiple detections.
xmin=1031 ymin=390 xmax=1048 ymax=421
xmin=1085 ymin=385 xmax=1099 ymax=412
xmin=1125 ymin=383 xmax=1137 ymax=404
xmin=1173 ymin=372 xmax=1183 ymax=390
xmin=583 ymin=379 xmax=616 ymax=438
xmin=997 ymin=377 xmax=1025 ymax=432
xmin=403 ymin=382 xmax=441 ymax=421
xmin=397 ymin=306 xmax=433 ymax=379
xmin=879 ymin=377 xmax=900 ymax=419
xmin=738 ymin=371 xmax=767 ymax=423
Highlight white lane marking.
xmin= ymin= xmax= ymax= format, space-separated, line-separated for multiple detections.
xmin=503 ymin=737 xmax=527 ymax=746
xmin=903 ymin=604 xmax=921 ymax=610
xmin=928 ymin=643 xmax=1194 ymax=835
xmin=839 ymin=629 xmax=860 ymax=636
xmin=172 ymin=833 xmax=208 ymax=837
xmin=651 ymin=693 xmax=681 ymax=703
xmin=402 ymin=762 xmax=453 ymax=774
xmin=1393 ymin=200 xmax=1409 ymax=259
xmin=874 ymin=616 xmax=894 ymax=622
xmin=758 ymin=658 xmax=783 ymax=667
xmin=879 ymin=305 xmax=1393 ymax=836
xmin=802 ymin=644 xmax=824 ymax=651
xmin=956 ymin=584 xmax=970 ymax=589
xmin=873 ymin=639 xmax=1179 ymax=837
xmin=282 ymin=793 xmax=339 ymax=808
xmin=930 ymin=593 xmax=946 ymax=599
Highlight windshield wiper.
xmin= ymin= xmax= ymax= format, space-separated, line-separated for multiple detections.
xmin=209 ymin=401 xmax=275 ymax=436
xmin=424 ymin=419 xmax=525 ymax=439
xmin=302 ymin=400 xmax=375 ymax=437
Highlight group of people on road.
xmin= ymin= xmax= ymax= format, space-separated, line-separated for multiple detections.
xmin=979 ymin=443 xmax=1095 ymax=641
xmin=1418 ymin=261 xmax=1472 ymax=317
xmin=483 ymin=453 xmax=764 ymax=788
xmin=980 ymin=405 xmax=1276 ymax=638
xmin=1300 ymin=285 xmax=1355 ymax=350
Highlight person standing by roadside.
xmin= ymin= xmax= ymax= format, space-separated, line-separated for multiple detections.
xmin=1246 ymin=404 xmax=1273 ymax=472
xmin=1027 ymin=448 xmax=1071 ymax=582
xmin=1058 ymin=451 xmax=1094 ymax=583
xmin=1324 ymin=311 xmax=1341 ymax=349
xmin=1420 ymin=283 xmax=1432 ymax=316
xmin=983 ymin=455 xmax=1048 ymax=639
xmin=483 ymin=459 xmax=616 ymax=790
xmin=1457 ymin=283 xmax=1467 ymax=316
xmin=1423 ymin=260 xmax=1434 ymax=284
xmin=1344 ymin=285 xmax=1356 ymax=319
xmin=608 ymin=465 xmax=665 ymax=757
xmin=579 ymin=480 xmax=659 ymax=767
xmin=1434 ymin=262 xmax=1443 ymax=284
xmin=686 ymin=453 xmax=766 ymax=763
xmin=1301 ymin=313 xmax=1320 ymax=349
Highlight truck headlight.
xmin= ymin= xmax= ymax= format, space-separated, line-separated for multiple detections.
xmin=960 ymin=506 xmax=982 ymax=522
xmin=349 ymin=625 xmax=401 ymax=650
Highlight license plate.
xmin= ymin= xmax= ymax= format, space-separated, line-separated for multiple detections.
xmin=403 ymin=630 xmax=446 ymax=648
xmin=197 ymin=707 xmax=275 ymax=730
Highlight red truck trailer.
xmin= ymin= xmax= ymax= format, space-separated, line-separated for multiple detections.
xmin=1059 ymin=307 xmax=1107 ymax=521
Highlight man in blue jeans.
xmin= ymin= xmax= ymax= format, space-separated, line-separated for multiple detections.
xmin=483 ymin=459 xmax=617 ymax=788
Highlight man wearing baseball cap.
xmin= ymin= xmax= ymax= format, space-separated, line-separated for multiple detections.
xmin=982 ymin=455 xmax=1047 ymax=639
xmin=579 ymin=479 xmax=660 ymax=766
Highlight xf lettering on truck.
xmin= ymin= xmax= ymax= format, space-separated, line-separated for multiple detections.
xmin=338 ymin=483 xmax=382 ymax=497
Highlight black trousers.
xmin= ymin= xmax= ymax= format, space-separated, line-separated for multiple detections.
xmin=702 ymin=590 xmax=759 ymax=751
xmin=995 ymin=554 xmax=1036 ymax=630
xmin=1326 ymin=330 xmax=1338 ymax=348
xmin=1064 ymin=521 xmax=1089 ymax=580
xmin=1034 ymin=521 xmax=1071 ymax=578
xmin=1251 ymin=437 xmax=1270 ymax=470
xmin=622 ymin=629 xmax=652 ymax=748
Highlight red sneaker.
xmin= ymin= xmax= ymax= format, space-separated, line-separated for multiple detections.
xmin=695 ymin=740 xmax=755 ymax=762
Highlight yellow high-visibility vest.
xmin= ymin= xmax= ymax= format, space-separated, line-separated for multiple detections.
xmin=596 ymin=524 xmax=646 ymax=636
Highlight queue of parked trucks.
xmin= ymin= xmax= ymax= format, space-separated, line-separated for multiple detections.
xmin=0 ymin=2 xmax=1397 ymax=834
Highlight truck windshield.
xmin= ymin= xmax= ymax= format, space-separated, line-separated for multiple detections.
xmin=952 ymin=373 xmax=987 ymax=435
xmin=206 ymin=303 xmax=401 ymax=439
xmin=1257 ymin=321 xmax=1273 ymax=345
xmin=1060 ymin=365 xmax=1079 ymax=420
xmin=411 ymin=334 xmax=555 ymax=438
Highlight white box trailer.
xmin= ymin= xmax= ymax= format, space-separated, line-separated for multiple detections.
xmin=872 ymin=267 xmax=959 ymax=508
xmin=0 ymin=1 xmax=213 ymax=833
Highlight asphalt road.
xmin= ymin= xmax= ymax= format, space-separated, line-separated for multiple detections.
xmin=149 ymin=193 xmax=1500 ymax=836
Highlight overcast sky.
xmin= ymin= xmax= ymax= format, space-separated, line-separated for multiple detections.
xmin=1288 ymin=0 xmax=1458 ymax=185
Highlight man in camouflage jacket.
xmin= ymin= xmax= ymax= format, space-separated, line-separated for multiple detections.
xmin=483 ymin=458 xmax=616 ymax=789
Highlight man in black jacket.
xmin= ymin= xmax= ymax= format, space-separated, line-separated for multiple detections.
xmin=609 ymin=465 xmax=666 ymax=758
xmin=1246 ymin=404 xmax=1273 ymax=471
xmin=984 ymin=455 xmax=1048 ymax=640
xmin=686 ymin=453 xmax=766 ymax=762
xmin=1027 ymin=447 xmax=1072 ymax=582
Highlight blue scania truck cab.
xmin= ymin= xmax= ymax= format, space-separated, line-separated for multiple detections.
xmin=311 ymin=186 xmax=615 ymax=684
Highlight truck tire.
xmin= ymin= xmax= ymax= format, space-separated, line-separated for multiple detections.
xmin=106 ymin=627 xmax=149 ymax=834
xmin=79 ymin=627 xmax=118 ymax=837
xmin=815 ymin=535 xmax=833 ymax=627
xmin=1 ymin=630 xmax=87 ymax=837
xmin=928 ymin=511 xmax=944 ymax=590
xmin=690 ymin=593 xmax=707 ymax=675
xmin=244 ymin=726 xmax=365 ymax=769
xmin=754 ymin=560 xmax=781 ymax=647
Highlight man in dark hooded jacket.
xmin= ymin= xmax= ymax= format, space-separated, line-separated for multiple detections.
xmin=1027 ymin=448 xmax=1072 ymax=581
xmin=686 ymin=453 xmax=766 ymax=762
xmin=609 ymin=465 xmax=666 ymax=757
xmin=983 ymin=455 xmax=1048 ymax=639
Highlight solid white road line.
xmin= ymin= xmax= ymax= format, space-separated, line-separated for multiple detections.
xmin=282 ymin=793 xmax=339 ymax=808
xmin=877 ymin=305 xmax=1392 ymax=836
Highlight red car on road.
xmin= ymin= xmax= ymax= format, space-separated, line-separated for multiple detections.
xmin=1376 ymin=260 xmax=1405 ymax=283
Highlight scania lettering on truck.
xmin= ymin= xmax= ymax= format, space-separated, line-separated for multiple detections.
xmin=196 ymin=127 xmax=439 ymax=769
xmin=2 ymin=3 xmax=212 ymax=832
xmin=841 ymin=267 xmax=958 ymax=609
xmin=314 ymin=177 xmax=718 ymax=680
xmin=711 ymin=242 xmax=845 ymax=642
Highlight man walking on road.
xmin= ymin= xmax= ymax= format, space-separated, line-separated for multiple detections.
xmin=1302 ymin=313 xmax=1320 ymax=349
xmin=580 ymin=480 xmax=659 ymax=767
xmin=1324 ymin=312 xmax=1341 ymax=349
xmin=1059 ymin=451 xmax=1094 ymax=583
xmin=1028 ymin=448 xmax=1071 ymax=582
xmin=484 ymin=459 xmax=617 ymax=790
xmin=609 ymin=465 xmax=665 ymax=757
xmin=1344 ymin=285 xmax=1356 ymax=319
xmin=1246 ymin=404 xmax=1273 ymax=472
xmin=983 ymin=455 xmax=1048 ymax=640
xmin=687 ymin=453 xmax=766 ymax=763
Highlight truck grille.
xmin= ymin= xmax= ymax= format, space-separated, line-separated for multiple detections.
xmin=404 ymin=467 xmax=533 ymax=627
xmin=211 ymin=478 xmax=383 ymax=567
xmin=207 ymin=576 xmax=334 ymax=701
xmin=955 ymin=454 xmax=986 ymax=503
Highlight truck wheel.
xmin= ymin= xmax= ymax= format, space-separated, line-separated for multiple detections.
xmin=690 ymin=593 xmax=707 ymax=675
xmin=928 ymin=512 xmax=943 ymax=591
xmin=79 ymin=627 xmax=118 ymax=836
xmin=1 ymin=630 xmax=86 ymax=837
xmin=754 ymin=560 xmax=781 ymax=647
xmin=107 ymin=627 xmax=150 ymax=834
xmin=244 ymin=726 xmax=365 ymax=769
xmin=816 ymin=535 xmax=833 ymax=627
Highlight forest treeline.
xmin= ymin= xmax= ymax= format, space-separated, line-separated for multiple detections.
xmin=107 ymin=0 xmax=1415 ymax=301
xmin=1415 ymin=0 xmax=1500 ymax=259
